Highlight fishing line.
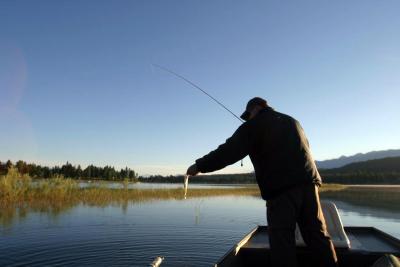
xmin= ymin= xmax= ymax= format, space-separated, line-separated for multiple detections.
xmin=152 ymin=64 xmax=245 ymax=168
xmin=152 ymin=64 xmax=244 ymax=123
xmin=153 ymin=64 xmax=245 ymax=197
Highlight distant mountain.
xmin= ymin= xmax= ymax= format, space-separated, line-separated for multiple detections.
xmin=316 ymin=149 xmax=400 ymax=169
xmin=327 ymin=156 xmax=400 ymax=173
xmin=320 ymin=156 xmax=400 ymax=184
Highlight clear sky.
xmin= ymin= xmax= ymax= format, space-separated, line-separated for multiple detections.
xmin=1 ymin=0 xmax=399 ymax=175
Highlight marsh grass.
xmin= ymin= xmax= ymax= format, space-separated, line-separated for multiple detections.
xmin=319 ymin=183 xmax=347 ymax=192
xmin=1 ymin=168 xmax=346 ymax=207
xmin=1 ymin=168 xmax=261 ymax=207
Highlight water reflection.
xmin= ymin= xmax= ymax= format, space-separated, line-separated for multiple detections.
xmin=1 ymin=203 xmax=75 ymax=231
xmin=1 ymin=186 xmax=399 ymax=267
xmin=321 ymin=187 xmax=400 ymax=214
xmin=0 ymin=184 xmax=259 ymax=230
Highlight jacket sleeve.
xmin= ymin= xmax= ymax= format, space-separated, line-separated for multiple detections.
xmin=195 ymin=123 xmax=250 ymax=173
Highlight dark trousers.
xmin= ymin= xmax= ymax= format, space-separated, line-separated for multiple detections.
xmin=267 ymin=184 xmax=338 ymax=267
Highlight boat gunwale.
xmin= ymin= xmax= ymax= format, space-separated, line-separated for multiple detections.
xmin=214 ymin=226 xmax=400 ymax=266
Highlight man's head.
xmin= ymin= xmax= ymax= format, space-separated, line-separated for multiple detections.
xmin=240 ymin=97 xmax=268 ymax=121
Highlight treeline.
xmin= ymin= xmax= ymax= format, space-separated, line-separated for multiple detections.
xmin=139 ymin=173 xmax=256 ymax=184
xmin=2 ymin=156 xmax=400 ymax=184
xmin=140 ymin=157 xmax=400 ymax=185
xmin=0 ymin=160 xmax=138 ymax=181
xmin=320 ymin=172 xmax=400 ymax=184
xmin=140 ymin=171 xmax=400 ymax=185
xmin=319 ymin=156 xmax=400 ymax=184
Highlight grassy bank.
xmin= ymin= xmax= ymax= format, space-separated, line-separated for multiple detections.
xmin=0 ymin=168 xmax=261 ymax=207
xmin=1 ymin=168 xmax=346 ymax=207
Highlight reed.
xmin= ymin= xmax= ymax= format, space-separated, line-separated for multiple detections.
xmin=1 ymin=168 xmax=346 ymax=209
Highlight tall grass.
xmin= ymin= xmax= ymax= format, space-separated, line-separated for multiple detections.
xmin=0 ymin=167 xmax=32 ymax=202
xmin=0 ymin=167 xmax=78 ymax=205
xmin=1 ymin=168 xmax=346 ymax=207
xmin=0 ymin=168 xmax=262 ymax=208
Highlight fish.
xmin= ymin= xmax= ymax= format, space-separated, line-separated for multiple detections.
xmin=150 ymin=256 xmax=164 ymax=267
xmin=184 ymin=175 xmax=189 ymax=199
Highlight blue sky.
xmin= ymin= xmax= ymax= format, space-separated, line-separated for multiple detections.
xmin=1 ymin=0 xmax=399 ymax=175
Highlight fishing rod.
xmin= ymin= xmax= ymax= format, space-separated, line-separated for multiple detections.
xmin=152 ymin=64 xmax=244 ymax=123
xmin=152 ymin=64 xmax=245 ymax=167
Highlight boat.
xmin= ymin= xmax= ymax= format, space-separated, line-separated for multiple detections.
xmin=215 ymin=202 xmax=400 ymax=267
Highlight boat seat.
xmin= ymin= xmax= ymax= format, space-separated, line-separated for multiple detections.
xmin=295 ymin=201 xmax=351 ymax=248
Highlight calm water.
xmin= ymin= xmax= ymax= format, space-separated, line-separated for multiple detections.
xmin=1 ymin=186 xmax=399 ymax=267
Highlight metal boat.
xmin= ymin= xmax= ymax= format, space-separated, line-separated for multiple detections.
xmin=215 ymin=202 xmax=400 ymax=267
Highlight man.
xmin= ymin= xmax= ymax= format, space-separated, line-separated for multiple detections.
xmin=186 ymin=97 xmax=337 ymax=267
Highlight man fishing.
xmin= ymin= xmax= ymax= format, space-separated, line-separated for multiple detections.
xmin=186 ymin=97 xmax=338 ymax=267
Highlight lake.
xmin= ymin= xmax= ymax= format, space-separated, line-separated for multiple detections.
xmin=1 ymin=185 xmax=399 ymax=266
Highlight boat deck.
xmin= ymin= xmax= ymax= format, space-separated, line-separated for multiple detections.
xmin=215 ymin=226 xmax=400 ymax=267
xmin=244 ymin=226 xmax=400 ymax=254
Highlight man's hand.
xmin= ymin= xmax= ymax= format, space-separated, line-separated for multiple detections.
xmin=186 ymin=163 xmax=199 ymax=176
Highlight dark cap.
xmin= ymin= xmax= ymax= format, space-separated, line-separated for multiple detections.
xmin=240 ymin=97 xmax=268 ymax=121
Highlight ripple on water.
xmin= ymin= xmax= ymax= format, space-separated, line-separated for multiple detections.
xmin=1 ymin=219 xmax=247 ymax=267
xmin=3 ymin=191 xmax=398 ymax=266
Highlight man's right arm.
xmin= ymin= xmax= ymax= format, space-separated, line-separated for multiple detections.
xmin=195 ymin=123 xmax=250 ymax=173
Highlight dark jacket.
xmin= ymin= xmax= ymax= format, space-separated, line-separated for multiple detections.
xmin=196 ymin=107 xmax=322 ymax=200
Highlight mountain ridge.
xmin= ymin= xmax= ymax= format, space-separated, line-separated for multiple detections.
xmin=316 ymin=149 xmax=400 ymax=169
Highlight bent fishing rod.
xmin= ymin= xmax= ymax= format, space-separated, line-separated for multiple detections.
xmin=152 ymin=64 xmax=244 ymax=123
xmin=152 ymin=64 xmax=245 ymax=167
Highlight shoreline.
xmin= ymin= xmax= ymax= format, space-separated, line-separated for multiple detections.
xmin=346 ymin=184 xmax=400 ymax=188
